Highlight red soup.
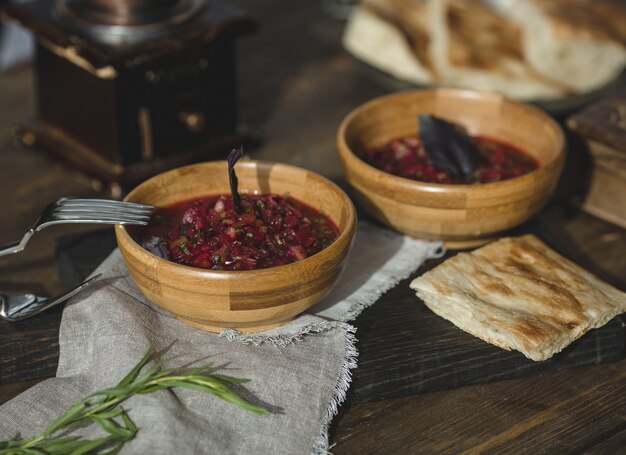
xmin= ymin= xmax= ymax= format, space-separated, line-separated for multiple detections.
xmin=358 ymin=135 xmax=539 ymax=184
xmin=133 ymin=194 xmax=340 ymax=271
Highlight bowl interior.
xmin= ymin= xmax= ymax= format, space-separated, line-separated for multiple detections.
xmin=122 ymin=160 xmax=355 ymax=248
xmin=342 ymin=89 xmax=564 ymax=170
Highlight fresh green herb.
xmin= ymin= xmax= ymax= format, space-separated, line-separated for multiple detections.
xmin=213 ymin=254 xmax=221 ymax=263
xmin=180 ymin=243 xmax=191 ymax=255
xmin=246 ymin=232 xmax=254 ymax=238
xmin=0 ymin=347 xmax=267 ymax=455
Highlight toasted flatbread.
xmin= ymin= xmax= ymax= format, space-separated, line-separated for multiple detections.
xmin=344 ymin=0 xmax=625 ymax=99
xmin=343 ymin=3 xmax=433 ymax=86
xmin=410 ymin=235 xmax=626 ymax=361
xmin=428 ymin=0 xmax=568 ymax=100
xmin=496 ymin=0 xmax=626 ymax=92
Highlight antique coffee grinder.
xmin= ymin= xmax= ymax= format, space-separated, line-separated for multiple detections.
xmin=2 ymin=0 xmax=256 ymax=195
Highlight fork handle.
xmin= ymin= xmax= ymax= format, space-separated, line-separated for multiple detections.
xmin=0 ymin=230 xmax=34 ymax=258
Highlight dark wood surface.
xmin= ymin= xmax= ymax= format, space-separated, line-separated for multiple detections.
xmin=1 ymin=1 xmax=626 ymax=453
xmin=34 ymin=228 xmax=625 ymax=404
xmin=351 ymin=273 xmax=625 ymax=403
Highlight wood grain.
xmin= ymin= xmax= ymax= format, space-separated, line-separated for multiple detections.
xmin=117 ymin=160 xmax=357 ymax=332
xmin=349 ymin=265 xmax=625 ymax=403
xmin=332 ymin=358 xmax=626 ymax=454
xmin=0 ymin=309 xmax=61 ymax=384
xmin=337 ymin=89 xmax=566 ymax=248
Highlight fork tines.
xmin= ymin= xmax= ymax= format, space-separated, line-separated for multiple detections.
xmin=58 ymin=198 xmax=153 ymax=212
xmin=52 ymin=198 xmax=154 ymax=225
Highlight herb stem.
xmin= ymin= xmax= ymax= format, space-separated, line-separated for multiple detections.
xmin=20 ymin=434 xmax=46 ymax=449
xmin=1 ymin=347 xmax=267 ymax=454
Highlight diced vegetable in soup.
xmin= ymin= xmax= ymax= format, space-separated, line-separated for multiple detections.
xmin=357 ymin=135 xmax=539 ymax=184
xmin=134 ymin=194 xmax=339 ymax=271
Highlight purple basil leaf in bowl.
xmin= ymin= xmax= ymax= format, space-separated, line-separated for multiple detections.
xmin=419 ymin=115 xmax=485 ymax=180
xmin=228 ymin=146 xmax=244 ymax=212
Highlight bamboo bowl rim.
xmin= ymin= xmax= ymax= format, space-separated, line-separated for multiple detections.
xmin=116 ymin=160 xmax=358 ymax=281
xmin=337 ymin=88 xmax=566 ymax=194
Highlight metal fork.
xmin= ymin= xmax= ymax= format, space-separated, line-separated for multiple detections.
xmin=0 ymin=198 xmax=154 ymax=257
xmin=0 ymin=273 xmax=102 ymax=322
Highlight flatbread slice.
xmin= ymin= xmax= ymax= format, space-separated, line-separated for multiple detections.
xmin=342 ymin=2 xmax=433 ymax=86
xmin=495 ymin=0 xmax=626 ymax=93
xmin=427 ymin=0 xmax=569 ymax=100
xmin=410 ymin=235 xmax=626 ymax=361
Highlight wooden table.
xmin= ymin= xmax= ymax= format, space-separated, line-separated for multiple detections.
xmin=1 ymin=1 xmax=626 ymax=453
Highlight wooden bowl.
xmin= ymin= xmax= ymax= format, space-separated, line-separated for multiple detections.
xmin=115 ymin=161 xmax=357 ymax=333
xmin=337 ymin=89 xmax=565 ymax=248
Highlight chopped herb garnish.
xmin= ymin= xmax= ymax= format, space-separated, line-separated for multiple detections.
xmin=135 ymin=192 xmax=340 ymax=271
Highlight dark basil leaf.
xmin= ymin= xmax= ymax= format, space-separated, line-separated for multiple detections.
xmin=228 ymin=146 xmax=243 ymax=212
xmin=419 ymin=115 xmax=484 ymax=179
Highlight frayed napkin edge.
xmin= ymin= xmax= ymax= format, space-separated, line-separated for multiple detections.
xmin=312 ymin=324 xmax=357 ymax=455
xmin=336 ymin=238 xmax=445 ymax=322
xmin=219 ymin=321 xmax=358 ymax=455
xmin=219 ymin=319 xmax=352 ymax=347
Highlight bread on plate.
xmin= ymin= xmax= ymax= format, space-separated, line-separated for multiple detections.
xmin=343 ymin=0 xmax=626 ymax=100
xmin=493 ymin=0 xmax=626 ymax=93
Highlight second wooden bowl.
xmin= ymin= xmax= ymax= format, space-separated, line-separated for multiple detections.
xmin=116 ymin=161 xmax=357 ymax=333
xmin=337 ymin=89 xmax=566 ymax=248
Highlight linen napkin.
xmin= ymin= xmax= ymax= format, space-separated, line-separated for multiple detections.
xmin=0 ymin=222 xmax=442 ymax=454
